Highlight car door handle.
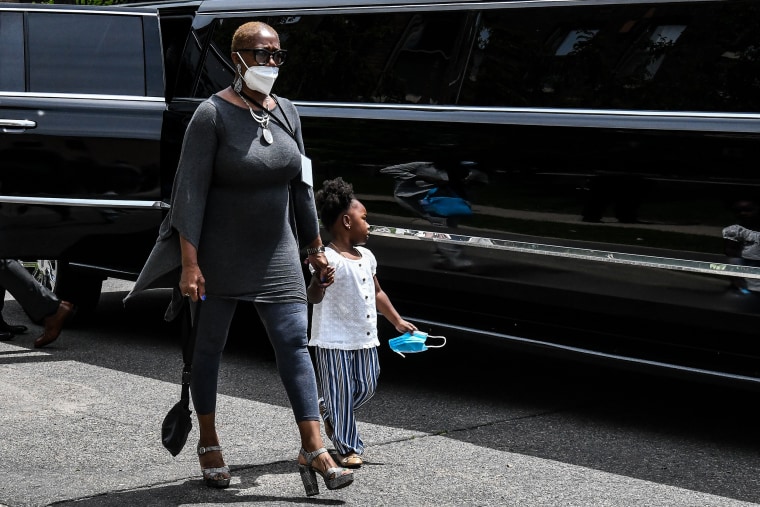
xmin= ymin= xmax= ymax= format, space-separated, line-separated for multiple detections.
xmin=0 ymin=119 xmax=37 ymax=133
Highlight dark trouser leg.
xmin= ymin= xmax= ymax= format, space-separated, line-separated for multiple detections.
xmin=255 ymin=301 xmax=319 ymax=422
xmin=189 ymin=296 xmax=234 ymax=487
xmin=190 ymin=296 xmax=236 ymax=415
xmin=0 ymin=259 xmax=59 ymax=322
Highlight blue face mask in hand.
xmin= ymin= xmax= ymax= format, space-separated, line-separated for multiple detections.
xmin=388 ymin=331 xmax=446 ymax=358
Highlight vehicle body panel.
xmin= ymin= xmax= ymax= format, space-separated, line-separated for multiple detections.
xmin=0 ymin=4 xmax=167 ymax=272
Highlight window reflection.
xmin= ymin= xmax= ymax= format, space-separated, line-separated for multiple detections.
xmin=375 ymin=13 xmax=463 ymax=104
xmin=459 ymin=2 xmax=760 ymax=112
xmin=617 ymin=23 xmax=686 ymax=85
xmin=0 ymin=12 xmax=24 ymax=92
xmin=645 ymin=24 xmax=686 ymax=77
xmin=555 ymin=29 xmax=599 ymax=56
xmin=27 ymin=13 xmax=144 ymax=96
xmin=191 ymin=3 xmax=760 ymax=112
xmin=200 ymin=12 xmax=465 ymax=104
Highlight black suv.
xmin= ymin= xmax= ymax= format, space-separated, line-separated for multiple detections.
xmin=2 ymin=0 xmax=760 ymax=387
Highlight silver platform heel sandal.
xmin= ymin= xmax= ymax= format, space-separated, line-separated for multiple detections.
xmin=197 ymin=443 xmax=231 ymax=488
xmin=298 ymin=447 xmax=353 ymax=496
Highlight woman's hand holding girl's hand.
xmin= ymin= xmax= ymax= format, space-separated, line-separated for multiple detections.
xmin=309 ymin=252 xmax=329 ymax=272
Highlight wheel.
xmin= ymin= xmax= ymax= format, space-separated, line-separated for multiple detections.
xmin=27 ymin=259 xmax=55 ymax=291
xmin=29 ymin=260 xmax=103 ymax=323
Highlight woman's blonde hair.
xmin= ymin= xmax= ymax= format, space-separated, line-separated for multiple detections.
xmin=231 ymin=21 xmax=278 ymax=51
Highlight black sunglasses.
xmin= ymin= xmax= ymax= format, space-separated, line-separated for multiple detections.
xmin=238 ymin=48 xmax=288 ymax=66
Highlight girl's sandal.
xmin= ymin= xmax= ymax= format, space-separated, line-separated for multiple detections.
xmin=197 ymin=444 xmax=231 ymax=488
xmin=298 ymin=447 xmax=353 ymax=496
xmin=337 ymin=452 xmax=363 ymax=469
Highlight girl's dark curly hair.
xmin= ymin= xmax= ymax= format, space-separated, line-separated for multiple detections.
xmin=315 ymin=177 xmax=355 ymax=229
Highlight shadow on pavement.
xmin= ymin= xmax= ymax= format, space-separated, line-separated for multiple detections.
xmin=56 ymin=461 xmax=344 ymax=507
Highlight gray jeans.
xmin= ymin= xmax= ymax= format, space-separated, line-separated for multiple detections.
xmin=190 ymin=296 xmax=319 ymax=421
xmin=0 ymin=259 xmax=59 ymax=322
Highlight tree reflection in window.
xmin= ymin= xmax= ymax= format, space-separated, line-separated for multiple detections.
xmin=555 ymin=29 xmax=600 ymax=56
xmin=618 ymin=24 xmax=685 ymax=85
xmin=458 ymin=2 xmax=760 ymax=112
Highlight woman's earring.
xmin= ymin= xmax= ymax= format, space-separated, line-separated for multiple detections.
xmin=233 ymin=65 xmax=242 ymax=93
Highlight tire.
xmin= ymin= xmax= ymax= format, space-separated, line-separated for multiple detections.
xmin=29 ymin=260 xmax=103 ymax=323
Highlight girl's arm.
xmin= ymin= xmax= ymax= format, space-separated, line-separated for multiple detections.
xmin=374 ymin=275 xmax=417 ymax=333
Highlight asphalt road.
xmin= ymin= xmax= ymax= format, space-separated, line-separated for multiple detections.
xmin=0 ymin=279 xmax=759 ymax=506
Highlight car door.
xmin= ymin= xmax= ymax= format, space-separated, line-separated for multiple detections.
xmin=0 ymin=5 xmax=166 ymax=275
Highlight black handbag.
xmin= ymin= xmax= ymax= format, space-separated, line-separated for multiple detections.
xmin=161 ymin=296 xmax=200 ymax=456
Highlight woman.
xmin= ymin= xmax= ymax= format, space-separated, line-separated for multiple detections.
xmin=125 ymin=21 xmax=352 ymax=495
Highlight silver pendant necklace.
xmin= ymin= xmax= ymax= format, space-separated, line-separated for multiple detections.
xmin=236 ymin=91 xmax=273 ymax=145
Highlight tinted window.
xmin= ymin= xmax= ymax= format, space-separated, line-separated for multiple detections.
xmin=28 ymin=13 xmax=145 ymax=95
xmin=198 ymin=12 xmax=467 ymax=104
xmin=0 ymin=12 xmax=24 ymax=91
xmin=459 ymin=2 xmax=760 ymax=112
xmin=159 ymin=14 xmax=195 ymax=99
xmin=174 ymin=22 xmax=213 ymax=99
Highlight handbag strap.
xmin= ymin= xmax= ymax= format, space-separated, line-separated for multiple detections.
xmin=179 ymin=297 xmax=201 ymax=406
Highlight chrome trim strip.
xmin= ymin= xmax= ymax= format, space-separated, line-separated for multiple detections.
xmin=369 ymin=224 xmax=760 ymax=280
xmin=164 ymin=98 xmax=760 ymax=127
xmin=295 ymin=101 xmax=760 ymax=120
xmin=409 ymin=317 xmax=760 ymax=385
xmin=0 ymin=92 xmax=165 ymax=103
xmin=198 ymin=0 xmax=715 ymax=16
xmin=0 ymin=196 xmax=169 ymax=210
xmin=0 ymin=6 xmax=157 ymax=16
xmin=0 ymin=119 xmax=36 ymax=128
xmin=0 ymin=196 xmax=751 ymax=277
xmin=294 ymin=102 xmax=760 ymax=133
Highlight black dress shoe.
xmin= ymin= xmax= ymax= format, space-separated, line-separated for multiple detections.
xmin=0 ymin=330 xmax=13 ymax=341
xmin=0 ymin=321 xmax=27 ymax=334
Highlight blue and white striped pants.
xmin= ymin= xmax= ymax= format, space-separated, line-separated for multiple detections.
xmin=315 ymin=346 xmax=380 ymax=455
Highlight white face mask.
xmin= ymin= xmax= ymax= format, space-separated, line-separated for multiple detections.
xmin=237 ymin=53 xmax=279 ymax=95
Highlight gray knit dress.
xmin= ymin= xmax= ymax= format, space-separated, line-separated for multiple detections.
xmin=125 ymin=94 xmax=318 ymax=318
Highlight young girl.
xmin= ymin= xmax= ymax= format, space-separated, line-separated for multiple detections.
xmin=308 ymin=177 xmax=417 ymax=468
